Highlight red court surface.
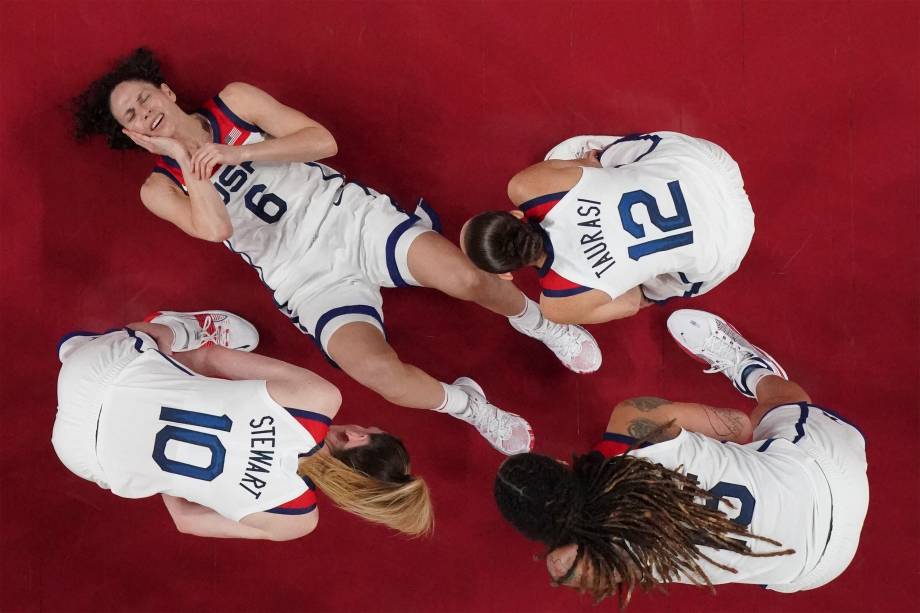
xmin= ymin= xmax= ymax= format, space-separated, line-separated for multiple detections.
xmin=1 ymin=1 xmax=917 ymax=611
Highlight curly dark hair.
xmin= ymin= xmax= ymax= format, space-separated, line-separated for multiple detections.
xmin=494 ymin=452 xmax=794 ymax=608
xmin=72 ymin=47 xmax=166 ymax=149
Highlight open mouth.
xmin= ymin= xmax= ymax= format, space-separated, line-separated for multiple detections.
xmin=151 ymin=113 xmax=164 ymax=131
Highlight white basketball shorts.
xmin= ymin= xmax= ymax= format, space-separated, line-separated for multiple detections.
xmin=754 ymin=403 xmax=869 ymax=592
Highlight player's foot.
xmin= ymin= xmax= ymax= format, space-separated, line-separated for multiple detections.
xmin=453 ymin=377 xmax=534 ymax=455
xmin=145 ymin=310 xmax=259 ymax=353
xmin=667 ymin=309 xmax=787 ymax=398
xmin=510 ymin=315 xmax=602 ymax=374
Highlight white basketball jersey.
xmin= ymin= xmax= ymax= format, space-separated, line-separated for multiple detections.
xmin=154 ymin=96 xmax=368 ymax=307
xmin=81 ymin=335 xmax=323 ymax=521
xmin=523 ymin=133 xmax=737 ymax=300
xmin=597 ymin=429 xmax=833 ymax=587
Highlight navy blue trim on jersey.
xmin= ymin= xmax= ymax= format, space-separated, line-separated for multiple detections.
xmin=299 ymin=441 xmax=325 ymax=458
xmin=265 ymin=503 xmax=317 ymax=515
xmin=56 ymin=328 xmax=125 ymax=357
xmin=153 ymin=350 xmax=195 ymax=376
xmin=598 ymin=133 xmax=662 ymax=168
xmin=196 ymin=107 xmax=222 ymax=144
xmin=639 ymin=286 xmax=673 ymax=305
xmin=123 ymin=328 xmax=148 ymax=352
xmin=385 ymin=215 xmax=422 ymax=287
xmin=542 ymin=286 xmax=593 ymax=298
xmin=416 ymin=198 xmax=443 ymax=233
xmin=212 ymin=95 xmax=262 ymax=133
xmin=161 ymin=155 xmax=181 ymax=169
xmin=792 ymin=403 xmax=810 ymax=443
xmin=305 ymin=161 xmax=345 ymax=182
xmin=520 ymin=191 xmax=569 ymax=213
xmin=677 ymin=272 xmax=704 ymax=298
xmin=151 ymin=166 xmax=183 ymax=189
xmin=534 ymin=224 xmax=554 ymax=278
xmin=285 ymin=408 xmax=333 ymax=426
xmin=756 ymin=438 xmax=777 ymax=452
xmin=813 ymin=404 xmax=866 ymax=441
xmin=603 ymin=432 xmax=652 ymax=449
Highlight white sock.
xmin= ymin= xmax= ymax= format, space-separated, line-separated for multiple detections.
xmin=150 ymin=317 xmax=191 ymax=352
xmin=434 ymin=382 xmax=472 ymax=419
xmin=508 ymin=296 xmax=543 ymax=331
xmin=744 ymin=367 xmax=774 ymax=399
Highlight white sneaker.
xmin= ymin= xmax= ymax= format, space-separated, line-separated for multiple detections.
xmin=145 ymin=310 xmax=259 ymax=353
xmin=453 ymin=377 xmax=534 ymax=455
xmin=667 ymin=309 xmax=787 ymax=398
xmin=510 ymin=315 xmax=602 ymax=374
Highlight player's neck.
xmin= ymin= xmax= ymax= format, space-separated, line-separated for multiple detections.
xmin=172 ymin=112 xmax=214 ymax=155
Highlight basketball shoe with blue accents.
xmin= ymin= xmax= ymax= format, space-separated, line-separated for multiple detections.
xmin=666 ymin=309 xmax=787 ymax=398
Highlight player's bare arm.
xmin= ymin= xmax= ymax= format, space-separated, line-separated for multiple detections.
xmin=540 ymin=285 xmax=646 ymax=324
xmin=190 ymin=82 xmax=337 ymax=179
xmin=162 ymin=494 xmax=317 ymax=541
xmin=606 ymin=396 xmax=753 ymax=443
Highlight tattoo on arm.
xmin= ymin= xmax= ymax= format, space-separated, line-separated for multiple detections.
xmin=628 ymin=397 xmax=670 ymax=412
xmin=627 ymin=418 xmax=675 ymax=443
xmin=703 ymin=406 xmax=746 ymax=439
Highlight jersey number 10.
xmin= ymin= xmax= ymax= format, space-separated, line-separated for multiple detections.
xmin=618 ymin=180 xmax=694 ymax=260
xmin=151 ymin=407 xmax=233 ymax=481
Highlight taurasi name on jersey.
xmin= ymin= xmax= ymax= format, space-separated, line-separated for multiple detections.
xmin=238 ymin=416 xmax=277 ymax=499
xmin=575 ymin=198 xmax=616 ymax=278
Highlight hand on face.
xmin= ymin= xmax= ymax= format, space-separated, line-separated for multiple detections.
xmin=190 ymin=143 xmax=244 ymax=181
xmin=122 ymin=129 xmax=188 ymax=161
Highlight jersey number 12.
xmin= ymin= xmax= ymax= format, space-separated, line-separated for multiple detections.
xmin=617 ymin=180 xmax=693 ymax=260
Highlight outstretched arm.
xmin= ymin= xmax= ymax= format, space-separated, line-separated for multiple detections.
xmin=606 ymin=396 xmax=753 ymax=444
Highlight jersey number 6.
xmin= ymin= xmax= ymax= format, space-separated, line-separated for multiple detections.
xmin=617 ymin=180 xmax=694 ymax=260
xmin=152 ymin=407 xmax=233 ymax=481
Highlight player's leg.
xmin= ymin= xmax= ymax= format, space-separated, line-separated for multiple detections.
xmin=326 ymin=321 xmax=533 ymax=455
xmin=173 ymin=344 xmax=341 ymax=416
xmin=405 ymin=231 xmax=602 ymax=373
xmin=129 ymin=313 xmax=339 ymax=415
xmin=749 ymin=376 xmax=811 ymax=427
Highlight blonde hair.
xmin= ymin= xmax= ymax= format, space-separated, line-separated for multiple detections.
xmin=298 ymin=452 xmax=433 ymax=537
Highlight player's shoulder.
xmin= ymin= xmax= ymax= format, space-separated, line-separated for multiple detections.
xmin=218 ymin=81 xmax=260 ymax=102
xmin=508 ymin=162 xmax=582 ymax=206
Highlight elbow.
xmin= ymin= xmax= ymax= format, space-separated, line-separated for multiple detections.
xmin=197 ymin=223 xmax=233 ymax=243
xmin=320 ymin=131 xmax=338 ymax=159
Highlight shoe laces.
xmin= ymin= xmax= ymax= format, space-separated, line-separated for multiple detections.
xmin=538 ymin=318 xmax=583 ymax=361
xmin=467 ymin=394 xmax=512 ymax=439
xmin=197 ymin=315 xmax=228 ymax=347
xmin=700 ymin=327 xmax=752 ymax=376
